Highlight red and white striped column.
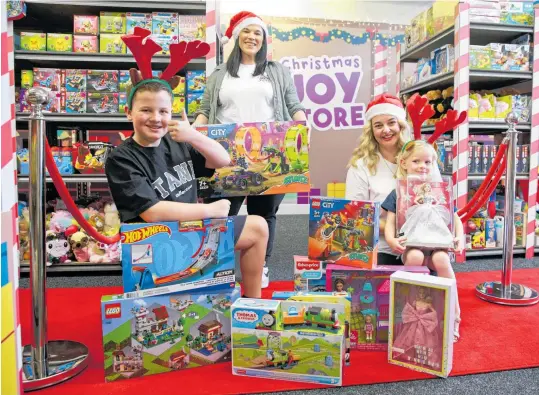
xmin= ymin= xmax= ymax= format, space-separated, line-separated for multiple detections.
xmin=395 ymin=42 xmax=401 ymax=97
xmin=205 ymin=0 xmax=218 ymax=75
xmin=1 ymin=3 xmax=22 ymax=394
xmin=453 ymin=1 xmax=470 ymax=262
xmin=526 ymin=8 xmax=539 ymax=258
xmin=372 ymin=44 xmax=388 ymax=99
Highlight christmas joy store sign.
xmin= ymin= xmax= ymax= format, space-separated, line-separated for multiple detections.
xmin=280 ymin=55 xmax=365 ymax=132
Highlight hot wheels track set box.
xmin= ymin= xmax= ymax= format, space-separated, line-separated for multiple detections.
xmin=121 ymin=218 xmax=235 ymax=293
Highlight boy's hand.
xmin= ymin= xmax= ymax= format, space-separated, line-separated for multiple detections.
xmin=168 ymin=110 xmax=199 ymax=144
xmin=207 ymin=199 xmax=231 ymax=218
xmin=388 ymin=236 xmax=407 ymax=254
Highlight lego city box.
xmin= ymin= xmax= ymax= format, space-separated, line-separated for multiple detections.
xmin=326 ymin=264 xmax=430 ymax=351
xmin=308 ymin=197 xmax=379 ymax=269
xmin=388 ymin=271 xmax=456 ymax=378
xmin=101 ymin=282 xmax=239 ymax=382
xmin=121 ymin=218 xmax=236 ymax=293
xmin=196 ymin=121 xmax=310 ymax=198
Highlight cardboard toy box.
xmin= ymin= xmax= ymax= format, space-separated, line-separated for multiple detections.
xmin=20 ymin=32 xmax=46 ymax=51
xmin=326 ymin=264 xmax=430 ymax=351
xmin=152 ymin=12 xmax=179 ymax=35
xmin=87 ymin=92 xmax=119 ymax=114
xmin=46 ymin=33 xmax=73 ymax=52
xmin=308 ymin=198 xmax=379 ymax=269
xmin=196 ymin=121 xmax=310 ymax=198
xmin=63 ymin=69 xmax=87 ymax=92
xmin=231 ymin=297 xmax=347 ymax=386
xmin=293 ymin=255 xmax=328 ymax=292
xmin=388 ymin=271 xmax=456 ymax=378
xmin=126 ymin=12 xmax=152 ymax=34
xmin=74 ymin=15 xmax=99 ymax=35
xmin=87 ymin=70 xmax=119 ymax=93
xmin=100 ymin=34 xmax=126 ymax=54
xmin=102 ymin=283 xmax=239 ymax=382
xmin=121 ymin=218 xmax=236 ymax=293
xmin=73 ymin=35 xmax=98 ymax=53
xmin=100 ymin=11 xmax=126 ymax=34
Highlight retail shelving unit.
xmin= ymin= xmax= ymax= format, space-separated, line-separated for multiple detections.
xmin=15 ymin=0 xmax=210 ymax=274
xmin=397 ymin=6 xmax=538 ymax=260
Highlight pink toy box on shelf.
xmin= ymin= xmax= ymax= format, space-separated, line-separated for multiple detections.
xmin=326 ymin=264 xmax=430 ymax=351
xmin=388 ymin=271 xmax=456 ymax=378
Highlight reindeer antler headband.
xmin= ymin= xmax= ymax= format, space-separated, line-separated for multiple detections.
xmin=121 ymin=27 xmax=210 ymax=108
xmin=403 ymin=93 xmax=467 ymax=152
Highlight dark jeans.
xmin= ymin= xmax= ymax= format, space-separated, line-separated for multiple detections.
xmin=204 ymin=194 xmax=285 ymax=264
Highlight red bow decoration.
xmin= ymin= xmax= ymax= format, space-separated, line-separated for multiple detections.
xmin=401 ymin=302 xmax=438 ymax=333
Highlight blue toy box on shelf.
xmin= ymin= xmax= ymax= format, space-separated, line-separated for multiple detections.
xmin=120 ymin=218 xmax=235 ymax=293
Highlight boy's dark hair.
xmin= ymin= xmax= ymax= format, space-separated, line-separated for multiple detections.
xmin=226 ymin=31 xmax=268 ymax=78
xmin=126 ymin=80 xmax=173 ymax=108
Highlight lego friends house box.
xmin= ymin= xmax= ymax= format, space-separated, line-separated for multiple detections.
xmin=196 ymin=121 xmax=310 ymax=198
xmin=121 ymin=218 xmax=235 ymax=293
xmin=102 ymin=282 xmax=239 ymax=382
xmin=308 ymin=198 xmax=380 ymax=269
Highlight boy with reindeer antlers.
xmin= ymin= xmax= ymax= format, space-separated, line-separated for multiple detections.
xmin=382 ymin=94 xmax=467 ymax=341
xmin=105 ymin=28 xmax=268 ymax=298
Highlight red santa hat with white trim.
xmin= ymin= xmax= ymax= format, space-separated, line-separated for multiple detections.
xmin=365 ymin=94 xmax=407 ymax=123
xmin=221 ymin=11 xmax=268 ymax=45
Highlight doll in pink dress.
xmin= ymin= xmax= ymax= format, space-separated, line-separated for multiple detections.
xmin=392 ymin=286 xmax=442 ymax=367
xmin=364 ymin=315 xmax=374 ymax=342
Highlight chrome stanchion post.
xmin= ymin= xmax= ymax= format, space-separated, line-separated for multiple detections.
xmin=22 ymin=88 xmax=89 ymax=392
xmin=475 ymin=113 xmax=539 ymax=306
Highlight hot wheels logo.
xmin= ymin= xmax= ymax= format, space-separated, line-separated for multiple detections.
xmin=121 ymin=225 xmax=172 ymax=244
xmin=104 ymin=303 xmax=121 ymax=319
xmin=296 ymin=260 xmax=321 ymax=270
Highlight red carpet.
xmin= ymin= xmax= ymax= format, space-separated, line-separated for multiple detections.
xmin=20 ymin=269 xmax=539 ymax=395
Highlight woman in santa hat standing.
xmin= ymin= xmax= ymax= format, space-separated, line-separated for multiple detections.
xmin=346 ymin=94 xmax=410 ymax=266
xmin=194 ymin=11 xmax=307 ymax=288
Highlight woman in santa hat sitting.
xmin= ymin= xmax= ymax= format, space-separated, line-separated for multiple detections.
xmin=194 ymin=11 xmax=308 ymax=288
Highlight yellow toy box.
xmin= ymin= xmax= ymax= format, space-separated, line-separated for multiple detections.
xmin=426 ymin=1 xmax=457 ymax=37
xmin=470 ymin=45 xmax=492 ymax=69
xmin=21 ymin=70 xmax=33 ymax=89
xmin=99 ymin=34 xmax=126 ymax=54
xmin=172 ymin=95 xmax=185 ymax=115
xmin=46 ymin=33 xmax=73 ymax=52
xmin=99 ymin=12 xmax=126 ymax=34
xmin=20 ymin=32 xmax=46 ymax=51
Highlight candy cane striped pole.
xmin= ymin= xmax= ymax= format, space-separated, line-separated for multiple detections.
xmin=1 ymin=5 xmax=23 ymax=393
xmin=453 ymin=1 xmax=470 ymax=262
xmin=395 ymin=42 xmax=401 ymax=96
xmin=526 ymin=8 xmax=539 ymax=258
xmin=372 ymin=43 xmax=388 ymax=99
xmin=205 ymin=0 xmax=218 ymax=75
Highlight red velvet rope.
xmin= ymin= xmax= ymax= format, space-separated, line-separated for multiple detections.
xmin=457 ymin=140 xmax=508 ymax=218
xmin=45 ymin=140 xmax=120 ymax=244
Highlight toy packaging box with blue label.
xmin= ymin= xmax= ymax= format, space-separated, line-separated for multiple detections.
xmin=308 ymin=198 xmax=380 ymax=269
xmin=152 ymin=12 xmax=179 ymax=35
xmin=126 ymin=12 xmax=152 ymax=34
xmin=64 ymin=69 xmax=87 ymax=92
xmin=196 ymin=121 xmax=310 ymax=199
xmin=231 ymin=297 xmax=347 ymax=386
xmin=325 ymin=264 xmax=430 ymax=351
xmin=293 ymin=255 xmax=328 ymax=292
xmin=101 ymin=283 xmax=239 ymax=382
xmin=120 ymin=218 xmax=236 ymax=293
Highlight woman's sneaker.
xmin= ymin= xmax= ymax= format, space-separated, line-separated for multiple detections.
xmin=261 ymin=266 xmax=269 ymax=289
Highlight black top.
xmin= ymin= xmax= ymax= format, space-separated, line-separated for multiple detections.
xmin=105 ymin=134 xmax=214 ymax=222
xmin=381 ymin=190 xmax=397 ymax=213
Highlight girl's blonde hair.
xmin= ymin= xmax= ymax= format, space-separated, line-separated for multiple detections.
xmin=396 ymin=140 xmax=438 ymax=179
xmin=347 ymin=119 xmax=409 ymax=175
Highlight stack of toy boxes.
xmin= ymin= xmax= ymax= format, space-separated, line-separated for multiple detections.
xmin=325 ymin=264 xmax=430 ymax=351
xmin=62 ymin=70 xmax=87 ymax=114
xmin=73 ymin=15 xmax=98 ymax=53
xmin=388 ymin=271 xmax=456 ymax=378
xmin=469 ymin=0 xmax=502 ymax=24
xmin=86 ymin=70 xmax=119 ymax=114
xmin=187 ymin=70 xmax=205 ymax=115
xmin=31 ymin=68 xmax=62 ymax=113
xmin=101 ymin=217 xmax=238 ymax=381
xmin=231 ymin=292 xmax=350 ymax=386
xmin=179 ymin=15 xmax=206 ymax=42
xmin=425 ymin=0 xmax=458 ymax=38
xmin=99 ymin=12 xmax=126 ymax=54
xmin=152 ymin=12 xmax=179 ymax=55
xmin=172 ymin=75 xmax=187 ymax=115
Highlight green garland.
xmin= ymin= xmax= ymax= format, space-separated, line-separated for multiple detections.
xmin=270 ymin=26 xmax=404 ymax=47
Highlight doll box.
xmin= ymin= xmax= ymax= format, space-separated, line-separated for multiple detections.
xmin=74 ymin=15 xmax=98 ymax=35
xmin=73 ymin=35 xmax=98 ymax=53
xmin=326 ymin=264 xmax=430 ymax=351
xmin=102 ymin=283 xmax=239 ymax=382
xmin=196 ymin=121 xmax=310 ymax=198
xmin=100 ymin=34 xmax=126 ymax=54
xmin=20 ymin=32 xmax=46 ymax=51
xmin=120 ymin=218 xmax=236 ymax=293
xmin=388 ymin=271 xmax=456 ymax=378
xmin=99 ymin=12 xmax=126 ymax=34
xmin=308 ymin=198 xmax=379 ymax=269
xmin=293 ymin=255 xmax=328 ymax=292
xmin=46 ymin=33 xmax=73 ymax=52
xmin=126 ymin=12 xmax=152 ymax=34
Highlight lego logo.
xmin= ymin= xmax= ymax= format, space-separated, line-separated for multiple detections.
xmin=105 ymin=303 xmax=121 ymax=319
xmin=311 ymin=199 xmax=321 ymax=208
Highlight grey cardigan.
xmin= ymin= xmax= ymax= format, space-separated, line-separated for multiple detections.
xmin=195 ymin=61 xmax=306 ymax=123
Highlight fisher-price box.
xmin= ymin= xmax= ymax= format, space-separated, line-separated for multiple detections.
xmin=102 ymin=283 xmax=239 ymax=382
xmin=388 ymin=271 xmax=456 ymax=378
xmin=308 ymin=198 xmax=379 ymax=269
xmin=20 ymin=32 xmax=46 ymax=51
xmin=326 ymin=264 xmax=430 ymax=351
xmin=73 ymin=35 xmax=98 ymax=53
xmin=120 ymin=218 xmax=236 ymax=293
xmin=74 ymin=15 xmax=98 ymax=35
xmin=196 ymin=121 xmax=310 ymax=198
xmin=231 ymin=297 xmax=347 ymax=386
xmin=46 ymin=33 xmax=72 ymax=52
xmin=293 ymin=255 xmax=328 ymax=292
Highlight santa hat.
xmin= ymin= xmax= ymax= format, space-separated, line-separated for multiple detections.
xmin=365 ymin=94 xmax=407 ymax=123
xmin=221 ymin=11 xmax=268 ymax=45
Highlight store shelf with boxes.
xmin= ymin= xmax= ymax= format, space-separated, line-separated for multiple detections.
xmin=14 ymin=1 xmax=210 ymax=274
xmin=396 ymin=0 xmax=538 ymax=259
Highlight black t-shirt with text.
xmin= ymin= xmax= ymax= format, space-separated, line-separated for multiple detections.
xmin=105 ymin=134 xmax=214 ymax=222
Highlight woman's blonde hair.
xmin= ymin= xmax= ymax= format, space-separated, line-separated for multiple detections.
xmin=347 ymin=119 xmax=409 ymax=175
xmin=396 ymin=140 xmax=438 ymax=179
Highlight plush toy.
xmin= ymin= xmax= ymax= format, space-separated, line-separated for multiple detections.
xmin=19 ymin=207 xmax=31 ymax=261
xmin=104 ymin=202 xmax=121 ymax=235
xmin=49 ymin=210 xmax=74 ymax=233
xmin=68 ymin=230 xmax=90 ymax=262
xmin=424 ymin=90 xmax=443 ymax=125
xmin=436 ymin=87 xmax=454 ymax=118
xmin=45 ymin=230 xmax=71 ymax=266
xmin=89 ymin=212 xmax=105 ymax=233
